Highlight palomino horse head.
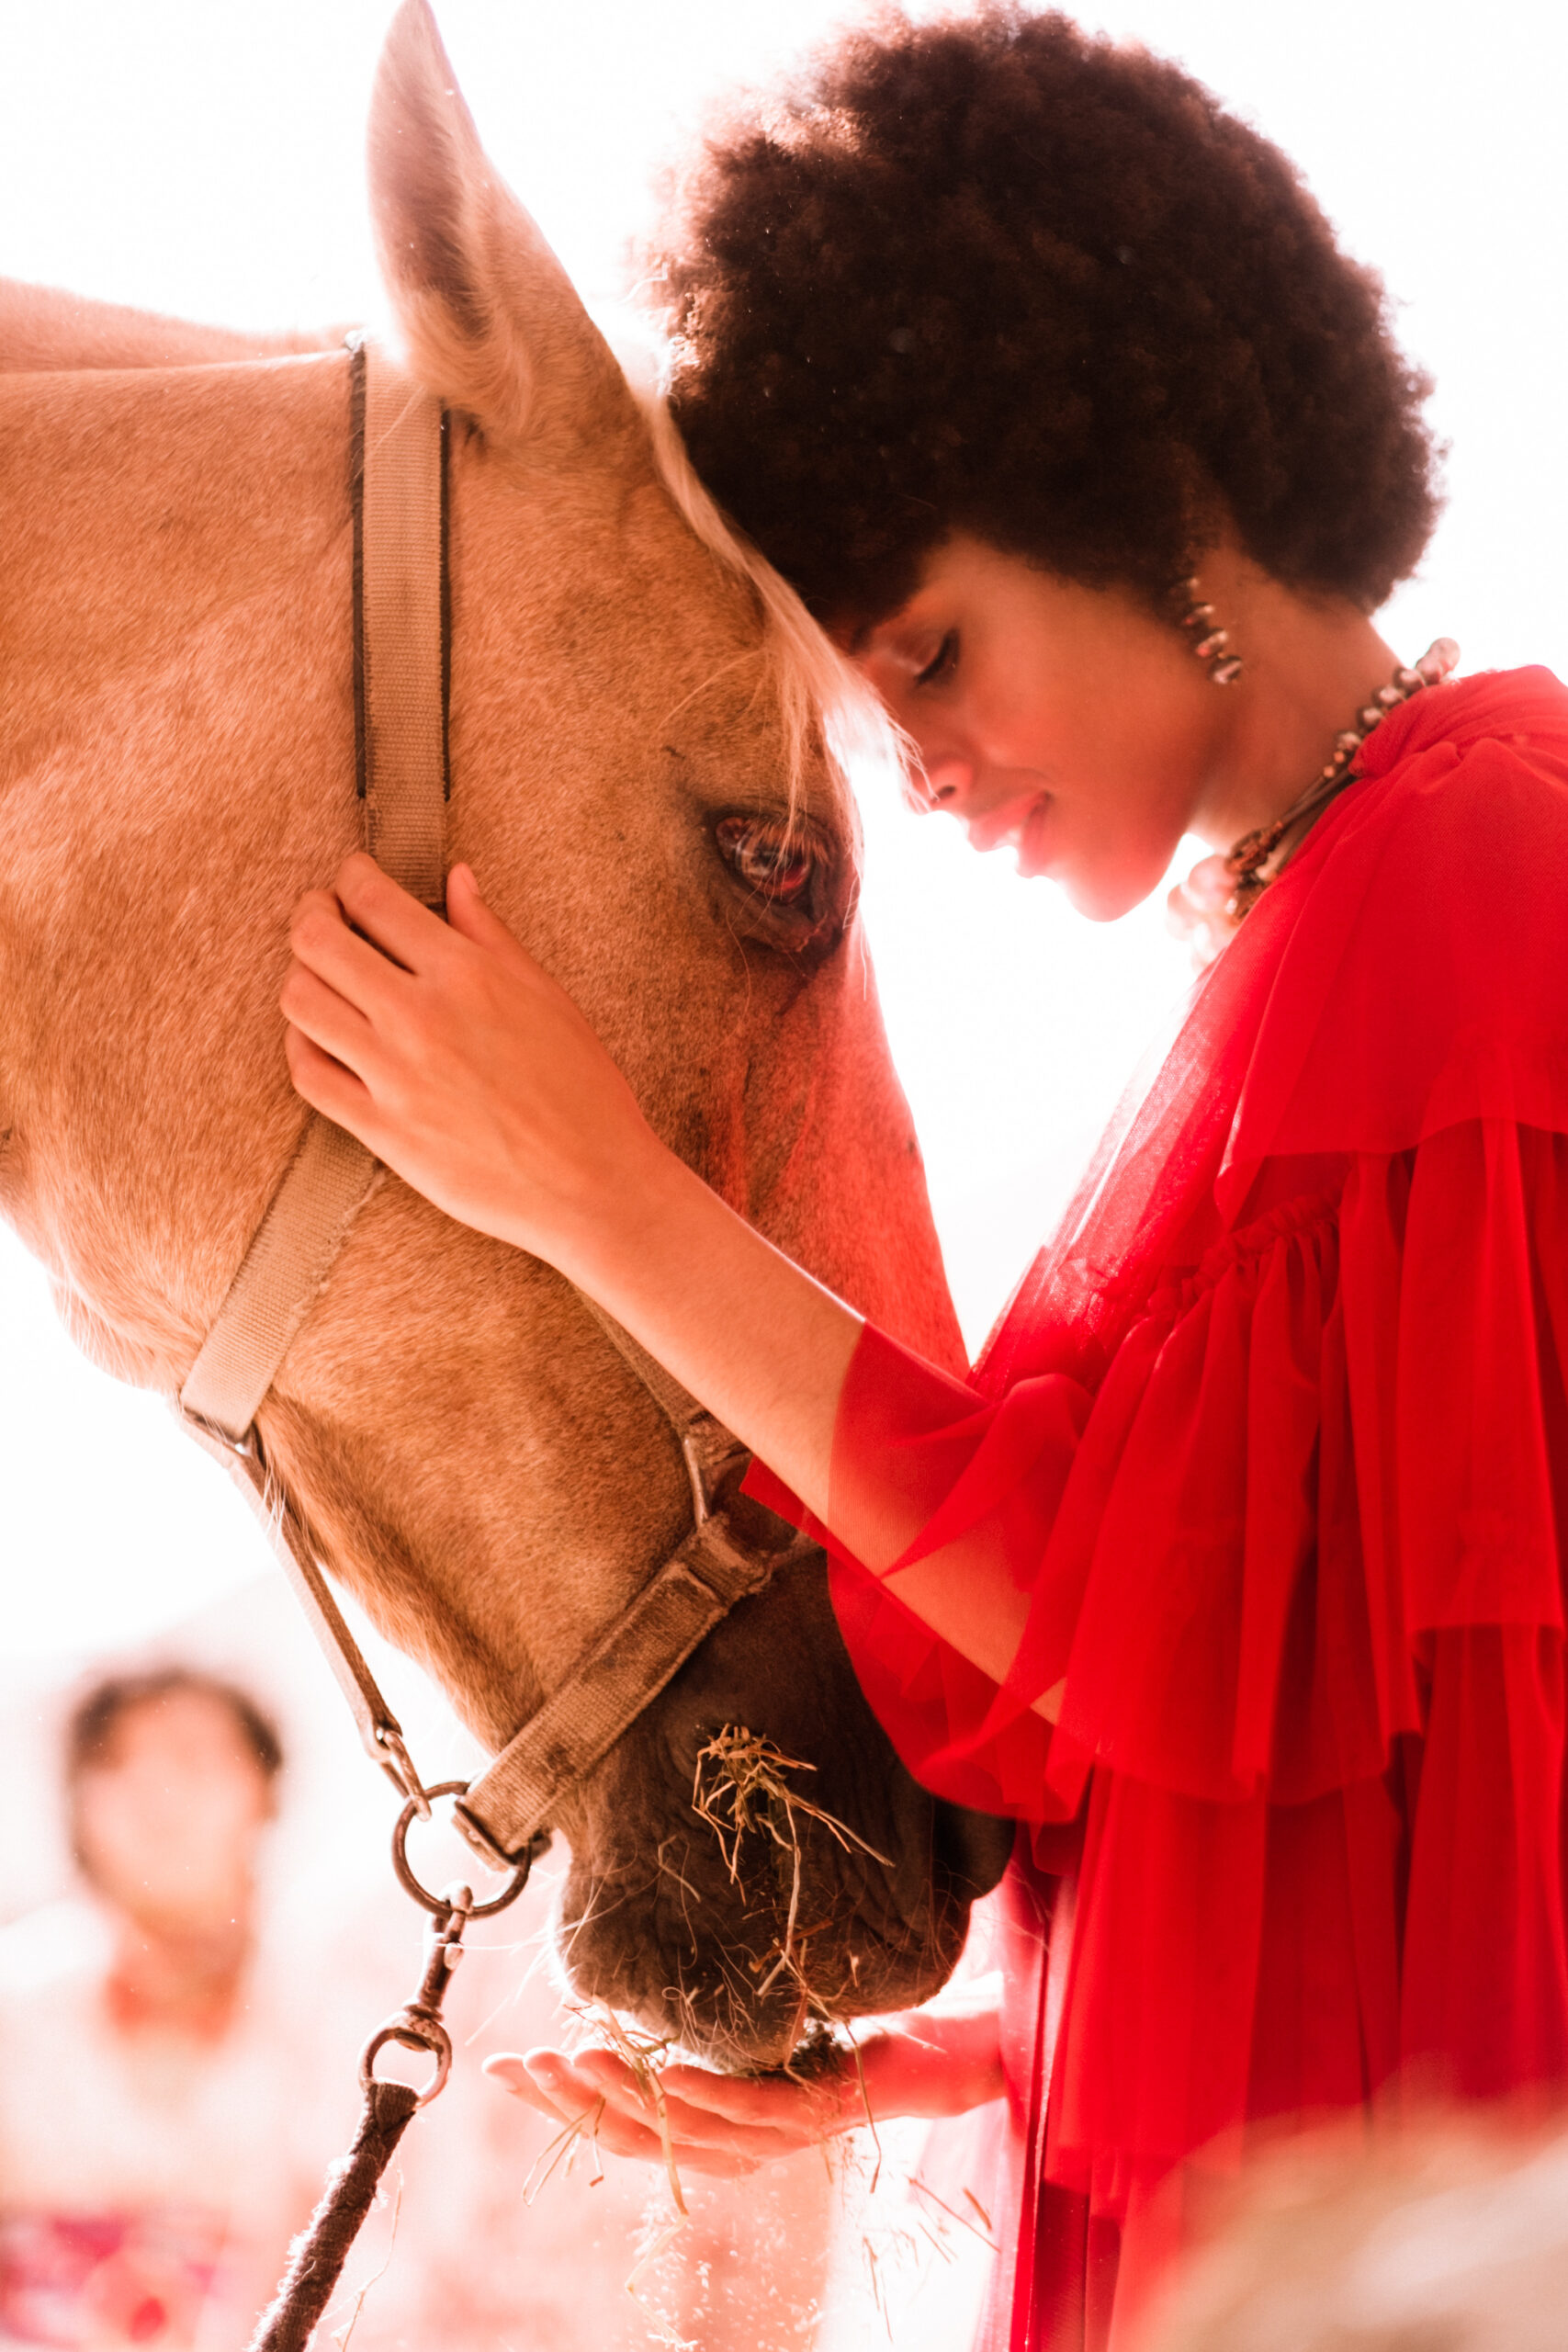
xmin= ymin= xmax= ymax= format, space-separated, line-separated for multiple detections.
xmin=0 ymin=1 xmax=1010 ymax=2064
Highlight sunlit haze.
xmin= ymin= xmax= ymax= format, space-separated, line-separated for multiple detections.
xmin=3 ymin=0 xmax=1563 ymax=1657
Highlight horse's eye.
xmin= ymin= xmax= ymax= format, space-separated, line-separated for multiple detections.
xmin=714 ymin=814 xmax=818 ymax=906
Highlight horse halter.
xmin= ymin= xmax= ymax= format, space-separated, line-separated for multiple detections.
xmin=177 ymin=338 xmax=814 ymax=1878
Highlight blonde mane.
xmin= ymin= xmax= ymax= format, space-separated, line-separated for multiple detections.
xmin=639 ymin=389 xmax=908 ymax=821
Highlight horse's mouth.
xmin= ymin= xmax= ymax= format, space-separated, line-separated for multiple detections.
xmin=555 ymin=1787 xmax=1012 ymax=2070
xmin=547 ymin=1547 xmax=1013 ymax=2067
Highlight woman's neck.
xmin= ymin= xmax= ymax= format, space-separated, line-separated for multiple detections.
xmin=1190 ymin=550 xmax=1400 ymax=851
xmin=104 ymin=1910 xmax=253 ymax=2044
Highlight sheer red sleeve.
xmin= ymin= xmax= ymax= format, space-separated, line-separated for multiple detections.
xmin=748 ymin=1330 xmax=1095 ymax=1816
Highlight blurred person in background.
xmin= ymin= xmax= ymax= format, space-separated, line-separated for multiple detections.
xmin=0 ymin=1668 xmax=321 ymax=2351
xmin=0 ymin=1661 xmax=838 ymax=2351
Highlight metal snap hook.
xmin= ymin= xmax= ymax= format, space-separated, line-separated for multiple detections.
xmin=359 ymin=2008 xmax=454 ymax=2109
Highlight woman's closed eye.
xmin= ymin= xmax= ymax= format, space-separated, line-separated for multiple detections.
xmin=915 ymin=629 xmax=959 ymax=689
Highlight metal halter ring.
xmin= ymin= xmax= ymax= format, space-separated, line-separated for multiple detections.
xmin=390 ymin=1780 xmax=533 ymax=1918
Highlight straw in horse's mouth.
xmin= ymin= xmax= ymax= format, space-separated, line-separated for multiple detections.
xmin=690 ymin=1723 xmax=893 ymax=2018
xmin=527 ymin=1722 xmax=898 ymax=2273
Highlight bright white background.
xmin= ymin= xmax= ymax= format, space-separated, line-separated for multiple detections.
xmin=2 ymin=0 xmax=1564 ymax=1657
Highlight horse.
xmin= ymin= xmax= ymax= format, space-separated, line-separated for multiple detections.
xmin=0 ymin=0 xmax=1010 ymax=2069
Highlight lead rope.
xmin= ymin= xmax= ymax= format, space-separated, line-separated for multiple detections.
xmin=246 ymin=1794 xmax=532 ymax=2352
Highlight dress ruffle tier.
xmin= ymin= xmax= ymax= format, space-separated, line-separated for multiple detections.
xmin=747 ymin=668 xmax=1568 ymax=2347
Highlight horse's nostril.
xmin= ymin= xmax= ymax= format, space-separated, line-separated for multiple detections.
xmin=932 ymin=1798 xmax=1014 ymax=1900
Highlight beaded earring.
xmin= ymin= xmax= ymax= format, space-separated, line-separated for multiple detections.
xmin=1179 ymin=577 xmax=1244 ymax=686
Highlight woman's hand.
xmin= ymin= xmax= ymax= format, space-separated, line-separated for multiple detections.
xmin=485 ymin=2044 xmax=858 ymax=2178
xmin=484 ymin=1981 xmax=1004 ymax=2181
xmin=278 ymin=851 xmax=867 ymax=1533
xmin=280 ymin=854 xmax=667 ymax=1283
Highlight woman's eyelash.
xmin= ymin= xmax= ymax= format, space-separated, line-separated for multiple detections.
xmin=915 ymin=630 xmax=958 ymax=687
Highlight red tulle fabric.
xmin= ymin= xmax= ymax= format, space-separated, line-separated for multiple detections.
xmin=747 ymin=668 xmax=1568 ymax=2346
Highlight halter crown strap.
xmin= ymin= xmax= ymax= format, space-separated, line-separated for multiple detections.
xmin=353 ymin=334 xmax=450 ymax=907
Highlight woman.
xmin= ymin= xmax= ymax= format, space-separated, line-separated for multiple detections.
xmin=0 ymin=1671 xmax=310 ymax=2351
xmin=277 ymin=9 xmax=1568 ymax=2344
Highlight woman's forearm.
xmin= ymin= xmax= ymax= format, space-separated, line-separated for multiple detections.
xmin=855 ymin=1972 xmax=1007 ymax=2119
xmin=559 ymin=1141 xmax=1032 ymax=1689
xmin=555 ymin=1136 xmax=861 ymax=1529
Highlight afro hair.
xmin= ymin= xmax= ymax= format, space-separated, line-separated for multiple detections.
xmin=655 ymin=6 xmax=1440 ymax=628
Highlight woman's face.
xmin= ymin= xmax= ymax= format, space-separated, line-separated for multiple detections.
xmin=73 ymin=1691 xmax=276 ymax=1933
xmin=850 ymin=534 xmax=1233 ymax=920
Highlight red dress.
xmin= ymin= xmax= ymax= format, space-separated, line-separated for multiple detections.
xmin=750 ymin=668 xmax=1568 ymax=2346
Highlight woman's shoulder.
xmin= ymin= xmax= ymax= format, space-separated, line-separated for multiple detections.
xmin=1349 ymin=663 xmax=1568 ymax=865
xmin=1224 ymin=666 xmax=1568 ymax=1175
xmin=1359 ymin=662 xmax=1568 ymax=768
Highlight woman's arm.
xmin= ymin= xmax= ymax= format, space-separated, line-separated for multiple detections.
xmin=281 ymin=854 xmax=1032 ymax=1686
xmin=483 ymin=1974 xmax=1005 ymax=2178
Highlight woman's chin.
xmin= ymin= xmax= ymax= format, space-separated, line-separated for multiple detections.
xmin=1047 ymin=840 xmax=1177 ymax=923
xmin=1052 ymin=865 xmax=1146 ymax=923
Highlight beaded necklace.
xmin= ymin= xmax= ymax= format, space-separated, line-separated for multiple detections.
xmin=1168 ymin=637 xmax=1460 ymax=965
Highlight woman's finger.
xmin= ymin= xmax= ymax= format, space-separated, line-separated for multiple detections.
xmin=278 ymin=960 xmax=379 ymax=1078
xmin=445 ymin=862 xmax=533 ymax=966
xmin=564 ymin=2055 xmax=809 ymax=2156
xmin=283 ymin=1023 xmax=377 ymax=1131
xmin=333 ymin=850 xmax=453 ymax=975
xmin=486 ymin=2054 xmax=755 ymax=2176
xmin=288 ymin=881 xmax=419 ymax=1018
xmin=536 ymin=2049 xmax=829 ymax=2167
xmin=482 ymin=2052 xmax=568 ymax=2119
xmin=657 ymin=2059 xmax=853 ymax=2133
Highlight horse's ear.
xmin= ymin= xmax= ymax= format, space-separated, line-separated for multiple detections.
xmin=367 ymin=0 xmax=646 ymax=470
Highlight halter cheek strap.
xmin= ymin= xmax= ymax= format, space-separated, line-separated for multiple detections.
xmin=177 ymin=338 xmax=811 ymax=1868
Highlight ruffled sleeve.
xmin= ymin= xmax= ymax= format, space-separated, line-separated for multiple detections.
xmin=794 ymin=1121 xmax=1568 ymax=1846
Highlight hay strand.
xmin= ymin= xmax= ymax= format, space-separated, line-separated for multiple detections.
xmin=692 ymin=1724 xmax=892 ymax=2003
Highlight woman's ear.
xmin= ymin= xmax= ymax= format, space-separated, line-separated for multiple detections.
xmin=367 ymin=0 xmax=648 ymax=476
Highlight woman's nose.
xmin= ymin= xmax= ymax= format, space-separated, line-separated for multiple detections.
xmin=911 ymin=751 xmax=974 ymax=812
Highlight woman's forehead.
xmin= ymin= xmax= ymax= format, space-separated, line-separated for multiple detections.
xmin=84 ymin=1688 xmax=261 ymax=1772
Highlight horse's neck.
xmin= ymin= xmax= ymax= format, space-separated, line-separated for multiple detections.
xmin=0 ymin=277 xmax=339 ymax=374
xmin=0 ymin=351 xmax=360 ymax=1367
xmin=1 ymin=352 xmax=349 ymax=774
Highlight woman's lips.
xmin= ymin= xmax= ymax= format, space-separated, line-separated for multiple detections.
xmin=964 ymin=792 xmax=1056 ymax=867
xmin=1014 ymin=796 xmax=1059 ymax=876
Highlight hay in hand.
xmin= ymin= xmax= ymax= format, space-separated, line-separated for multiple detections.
xmin=522 ymin=2001 xmax=688 ymax=2222
xmin=520 ymin=2090 xmax=607 ymax=2208
xmin=521 ymin=2002 xmax=700 ymax=2311
xmin=692 ymin=1724 xmax=892 ymax=2003
xmin=579 ymin=2004 xmax=689 ymax=2225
